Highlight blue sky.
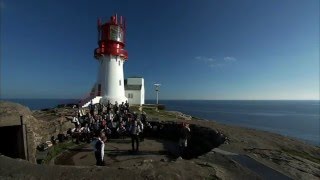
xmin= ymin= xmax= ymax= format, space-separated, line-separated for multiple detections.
xmin=1 ymin=0 xmax=319 ymax=100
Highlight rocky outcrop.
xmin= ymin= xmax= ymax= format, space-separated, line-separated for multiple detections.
xmin=0 ymin=101 xmax=319 ymax=179
xmin=0 ymin=101 xmax=41 ymax=163
xmin=144 ymin=121 xmax=227 ymax=159
xmin=0 ymin=101 xmax=75 ymax=163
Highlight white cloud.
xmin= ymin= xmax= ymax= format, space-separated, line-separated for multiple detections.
xmin=195 ymin=56 xmax=215 ymax=62
xmin=224 ymin=56 xmax=237 ymax=62
xmin=196 ymin=55 xmax=237 ymax=68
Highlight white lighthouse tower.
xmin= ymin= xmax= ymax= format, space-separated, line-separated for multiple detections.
xmin=80 ymin=14 xmax=128 ymax=107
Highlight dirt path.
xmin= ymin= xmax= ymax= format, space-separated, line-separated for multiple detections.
xmin=55 ymin=138 xmax=179 ymax=166
xmin=56 ymin=137 xmax=291 ymax=179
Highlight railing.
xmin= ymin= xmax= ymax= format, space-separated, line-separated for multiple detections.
xmin=78 ymin=91 xmax=96 ymax=107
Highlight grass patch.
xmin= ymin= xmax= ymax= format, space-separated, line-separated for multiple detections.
xmin=191 ymin=116 xmax=203 ymax=120
xmin=129 ymin=106 xmax=178 ymax=121
xmin=147 ymin=110 xmax=178 ymax=121
xmin=42 ymin=141 xmax=76 ymax=164
xmin=282 ymin=149 xmax=320 ymax=164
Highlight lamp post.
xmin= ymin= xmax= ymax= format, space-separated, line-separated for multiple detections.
xmin=154 ymin=83 xmax=161 ymax=105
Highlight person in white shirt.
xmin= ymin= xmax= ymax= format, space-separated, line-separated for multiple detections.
xmin=72 ymin=116 xmax=80 ymax=127
xmin=83 ymin=123 xmax=91 ymax=143
xmin=93 ymin=132 xmax=107 ymax=166
xmin=129 ymin=120 xmax=142 ymax=152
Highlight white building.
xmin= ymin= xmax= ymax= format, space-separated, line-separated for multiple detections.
xmin=125 ymin=77 xmax=145 ymax=105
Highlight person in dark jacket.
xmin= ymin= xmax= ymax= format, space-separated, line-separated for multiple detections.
xmin=140 ymin=112 xmax=147 ymax=124
xmin=97 ymin=102 xmax=103 ymax=115
xmin=125 ymin=100 xmax=129 ymax=111
xmin=120 ymin=102 xmax=125 ymax=114
xmin=93 ymin=132 xmax=107 ymax=166
xmin=178 ymin=123 xmax=190 ymax=158
xmin=106 ymin=100 xmax=112 ymax=114
xmin=89 ymin=101 xmax=95 ymax=116
xmin=139 ymin=112 xmax=147 ymax=142
xmin=129 ymin=120 xmax=142 ymax=152
xmin=113 ymin=101 xmax=119 ymax=114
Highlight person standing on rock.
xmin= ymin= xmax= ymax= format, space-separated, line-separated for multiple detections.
xmin=89 ymin=101 xmax=95 ymax=116
xmin=94 ymin=132 xmax=107 ymax=166
xmin=125 ymin=100 xmax=129 ymax=110
xmin=83 ymin=123 xmax=91 ymax=143
xmin=120 ymin=102 xmax=125 ymax=114
xmin=97 ymin=102 xmax=103 ymax=115
xmin=113 ymin=101 xmax=119 ymax=114
xmin=140 ymin=111 xmax=147 ymax=125
xmin=179 ymin=123 xmax=191 ymax=158
xmin=71 ymin=113 xmax=80 ymax=127
xmin=106 ymin=100 xmax=112 ymax=114
xmin=138 ymin=117 xmax=145 ymax=142
xmin=129 ymin=119 xmax=142 ymax=152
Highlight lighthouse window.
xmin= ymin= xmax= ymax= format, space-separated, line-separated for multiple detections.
xmin=118 ymin=61 xmax=120 ymax=66
xmin=110 ymin=25 xmax=124 ymax=42
xmin=119 ymin=80 xmax=121 ymax=86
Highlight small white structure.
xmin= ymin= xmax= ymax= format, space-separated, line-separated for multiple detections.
xmin=125 ymin=77 xmax=145 ymax=105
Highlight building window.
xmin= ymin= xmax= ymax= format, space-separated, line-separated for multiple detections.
xmin=128 ymin=93 xmax=133 ymax=98
xmin=118 ymin=61 xmax=120 ymax=66
xmin=119 ymin=80 xmax=121 ymax=86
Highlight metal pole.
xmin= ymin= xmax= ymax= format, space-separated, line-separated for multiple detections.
xmin=156 ymin=91 xmax=159 ymax=105
xmin=154 ymin=84 xmax=161 ymax=106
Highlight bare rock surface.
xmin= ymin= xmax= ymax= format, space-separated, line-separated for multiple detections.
xmin=0 ymin=101 xmax=319 ymax=179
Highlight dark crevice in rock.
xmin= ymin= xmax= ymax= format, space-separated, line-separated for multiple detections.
xmin=145 ymin=121 xmax=227 ymax=159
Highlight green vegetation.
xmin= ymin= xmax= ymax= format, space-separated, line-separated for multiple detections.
xmin=130 ymin=105 xmax=182 ymax=121
xmin=191 ymin=116 xmax=203 ymax=120
xmin=282 ymin=149 xmax=320 ymax=164
xmin=42 ymin=141 xmax=78 ymax=164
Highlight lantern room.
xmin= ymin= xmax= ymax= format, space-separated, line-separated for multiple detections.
xmin=94 ymin=14 xmax=128 ymax=60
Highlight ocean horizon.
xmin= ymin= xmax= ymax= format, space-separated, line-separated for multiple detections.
xmin=1 ymin=99 xmax=319 ymax=146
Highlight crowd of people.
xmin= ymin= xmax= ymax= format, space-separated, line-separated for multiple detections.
xmin=61 ymin=100 xmax=195 ymax=166
xmin=67 ymin=100 xmax=147 ymax=165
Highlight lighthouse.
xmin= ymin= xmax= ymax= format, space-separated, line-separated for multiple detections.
xmin=81 ymin=14 xmax=128 ymax=107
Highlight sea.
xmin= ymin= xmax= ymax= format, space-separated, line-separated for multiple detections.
xmin=2 ymin=99 xmax=319 ymax=146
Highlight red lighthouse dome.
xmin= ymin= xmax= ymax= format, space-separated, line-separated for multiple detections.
xmin=94 ymin=14 xmax=128 ymax=60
